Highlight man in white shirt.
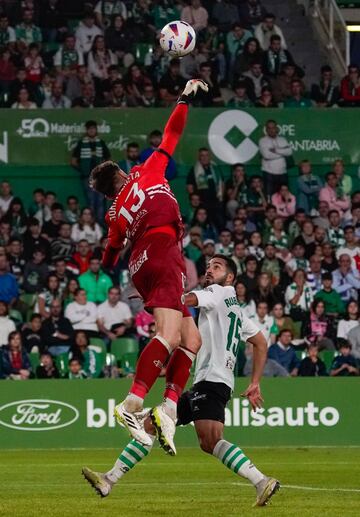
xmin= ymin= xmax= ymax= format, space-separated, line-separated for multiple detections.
xmin=97 ymin=286 xmax=133 ymax=340
xmin=75 ymin=13 xmax=103 ymax=55
xmin=250 ymin=301 xmax=276 ymax=347
xmin=254 ymin=13 xmax=286 ymax=50
xmin=83 ymin=255 xmax=280 ymax=507
xmin=64 ymin=288 xmax=98 ymax=332
xmin=0 ymin=181 xmax=13 ymax=216
xmin=0 ymin=301 xmax=16 ymax=347
xmin=259 ymin=119 xmax=292 ymax=197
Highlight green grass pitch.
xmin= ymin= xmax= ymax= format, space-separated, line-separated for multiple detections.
xmin=0 ymin=447 xmax=359 ymax=516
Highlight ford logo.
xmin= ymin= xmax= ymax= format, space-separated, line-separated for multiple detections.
xmin=0 ymin=399 xmax=79 ymax=431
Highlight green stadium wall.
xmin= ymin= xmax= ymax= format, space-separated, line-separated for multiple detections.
xmin=0 ymin=378 xmax=359 ymax=448
xmin=1 ymin=108 xmax=360 ymax=213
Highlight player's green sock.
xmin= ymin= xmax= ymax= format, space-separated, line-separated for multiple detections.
xmin=212 ymin=439 xmax=264 ymax=486
xmin=105 ymin=438 xmax=155 ymax=483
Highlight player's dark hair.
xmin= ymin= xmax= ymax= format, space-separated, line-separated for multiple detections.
xmin=90 ymin=160 xmax=120 ymax=197
xmin=212 ymin=254 xmax=237 ymax=282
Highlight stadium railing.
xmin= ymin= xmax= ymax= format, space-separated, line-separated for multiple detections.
xmin=313 ymin=0 xmax=350 ymax=70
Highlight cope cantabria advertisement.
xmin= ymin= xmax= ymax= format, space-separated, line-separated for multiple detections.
xmin=0 ymin=108 xmax=360 ymax=167
xmin=0 ymin=378 xmax=358 ymax=449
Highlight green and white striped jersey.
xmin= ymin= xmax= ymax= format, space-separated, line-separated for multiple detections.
xmin=192 ymin=284 xmax=260 ymax=390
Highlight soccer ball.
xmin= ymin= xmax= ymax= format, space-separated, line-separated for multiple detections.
xmin=159 ymin=21 xmax=196 ymax=57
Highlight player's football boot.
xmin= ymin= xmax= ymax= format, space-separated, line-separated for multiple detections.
xmin=150 ymin=404 xmax=177 ymax=456
xmin=254 ymin=476 xmax=280 ymax=507
xmin=114 ymin=401 xmax=153 ymax=446
xmin=82 ymin=467 xmax=113 ymax=498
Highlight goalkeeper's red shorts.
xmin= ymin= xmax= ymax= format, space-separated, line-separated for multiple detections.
xmin=129 ymin=230 xmax=191 ymax=317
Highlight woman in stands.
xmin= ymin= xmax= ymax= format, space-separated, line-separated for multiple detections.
xmin=71 ymin=207 xmax=103 ymax=247
xmin=337 ymin=300 xmax=359 ymax=341
xmin=2 ymin=331 xmax=31 ymax=380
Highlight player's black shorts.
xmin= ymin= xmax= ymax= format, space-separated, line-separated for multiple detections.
xmin=177 ymin=381 xmax=232 ymax=425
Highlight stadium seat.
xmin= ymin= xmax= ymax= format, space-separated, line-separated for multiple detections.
xmin=120 ymin=352 xmax=138 ymax=374
xmin=135 ymin=43 xmax=153 ymax=64
xmin=111 ymin=338 xmax=139 ymax=364
xmin=105 ymin=353 xmax=117 ymax=367
xmin=319 ymin=350 xmax=336 ymax=372
xmin=91 ymin=352 xmax=106 ymax=378
xmin=89 ymin=337 xmax=107 ymax=353
xmin=29 ymin=352 xmax=40 ymax=374
xmin=9 ymin=309 xmax=23 ymax=326
xmin=55 ymin=353 xmax=70 ymax=378
xmin=295 ymin=350 xmax=307 ymax=361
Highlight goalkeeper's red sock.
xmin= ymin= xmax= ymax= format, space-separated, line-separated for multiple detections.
xmin=127 ymin=336 xmax=171 ymax=410
xmin=163 ymin=346 xmax=196 ymax=417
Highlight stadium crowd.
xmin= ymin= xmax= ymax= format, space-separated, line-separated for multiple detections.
xmin=0 ymin=0 xmax=359 ymax=108
xmin=1 ymin=111 xmax=360 ymax=380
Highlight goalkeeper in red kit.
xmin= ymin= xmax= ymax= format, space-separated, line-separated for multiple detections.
xmin=89 ymin=79 xmax=208 ymax=455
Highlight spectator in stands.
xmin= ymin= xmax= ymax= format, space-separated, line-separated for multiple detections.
xmin=64 ymin=287 xmax=98 ymax=333
xmin=41 ymin=300 xmax=73 ymax=357
xmin=255 ymin=13 xmax=286 ymax=50
xmin=0 ymin=15 xmax=16 ymax=51
xmin=347 ymin=323 xmax=360 ymax=360
xmin=97 ymin=286 xmax=133 ymax=341
xmin=327 ymin=210 xmax=345 ymax=249
xmin=40 ymin=0 xmax=67 ymax=43
xmin=139 ymin=129 xmax=176 ymax=181
xmin=239 ymin=0 xmax=267 ymax=30
xmin=11 ymin=86 xmax=37 ymax=108
xmin=332 ymin=158 xmax=352 ymax=197
xmin=333 ymin=255 xmax=360 ymax=304
xmin=255 ymin=86 xmax=277 ymax=107
xmin=35 ymin=190 xmax=56 ymax=225
xmin=50 ymin=223 xmax=75 ymax=262
xmin=191 ymin=207 xmax=217 ymax=241
xmin=271 ymin=184 xmax=296 ymax=218
xmin=24 ymin=43 xmax=44 ymax=84
xmin=64 ymin=196 xmax=80 ymax=225
xmin=67 ymin=357 xmax=88 ymax=379
xmin=75 ymin=12 xmax=102 ymax=56
xmin=186 ymin=147 xmax=224 ymax=226
xmin=70 ymin=239 xmax=92 ymax=276
xmin=268 ymin=329 xmax=299 ymax=375
xmin=272 ymin=63 xmax=302 ymax=103
xmin=71 ymin=121 xmax=110 ymax=221
xmin=4 ymin=238 xmax=23 ymax=283
xmin=95 ymin=1 xmax=128 ymax=30
xmin=238 ymin=255 xmax=258 ymax=294
xmin=158 ymin=57 xmax=186 ymax=106
xmin=79 ymin=256 xmax=113 ymax=304
xmin=244 ymin=342 xmax=289 ymax=377
xmin=105 ymin=15 xmax=134 ymax=67
xmin=298 ymin=344 xmax=327 ymax=377
xmin=226 ymin=23 xmax=252 ymax=77
xmin=272 ymin=302 xmax=296 ymax=337
xmin=16 ymin=8 xmax=42 ymax=53
xmin=307 ymin=254 xmax=324 ymax=295
xmin=41 ymin=202 xmax=64 ymax=241
xmin=42 ymin=81 xmax=71 ymax=109
xmin=0 ymin=180 xmax=13 ymax=216
xmin=296 ymin=160 xmax=323 ymax=214
xmin=37 ymin=273 xmax=63 ymax=318
xmin=106 ymin=79 xmax=138 ymax=107
xmin=22 ymin=218 xmax=50 ymax=261
xmin=2 ymin=197 xmax=27 ymax=238
xmin=252 ymin=272 xmax=278 ymax=309
xmin=340 ymin=64 xmax=360 ymax=107
xmin=224 ymin=163 xmax=248 ymax=219
xmin=21 ymin=313 xmax=42 ymax=353
xmin=330 ymin=342 xmax=359 ymax=376
xmin=243 ymin=61 xmax=269 ymax=100
xmin=259 ymin=119 xmax=292 ymax=196
xmin=263 ymin=35 xmax=294 ymax=78
xmin=305 ymin=299 xmax=335 ymax=350
xmin=212 ymin=0 xmax=239 ymax=32
xmin=71 ymin=207 xmax=103 ymax=245
xmin=2 ymin=331 xmax=31 ymax=380
xmin=181 ymin=0 xmax=208 ymax=33
xmin=247 ymin=231 xmax=264 ymax=261
xmin=268 ymin=216 xmax=289 ymax=254
xmin=233 ymin=37 xmax=263 ymax=76
xmin=87 ymin=34 xmax=117 ymax=90
xmin=337 ymin=300 xmax=359 ymax=340
xmin=36 ymin=352 xmax=60 ymax=379
xmin=231 ymin=241 xmax=247 ymax=275
xmin=285 ymin=268 xmax=313 ymax=322
xmin=63 ymin=278 xmax=79 ymax=308
xmin=311 ymin=65 xmax=339 ymax=107
xmin=215 ymin=228 xmax=234 ymax=256
xmin=319 ymin=173 xmax=350 ymax=218
xmin=226 ymin=80 xmax=253 ymax=107
xmin=336 ymin=226 xmax=359 ymax=263
xmin=0 ymin=301 xmax=16 ymax=347
xmin=286 ymin=243 xmax=309 ymax=277
xmin=196 ymin=238 xmax=215 ymax=277
xmin=315 ymin=272 xmax=344 ymax=318
xmin=234 ymin=280 xmax=254 ymax=316
xmin=313 ymin=200 xmax=330 ymax=230
xmin=23 ymin=248 xmax=49 ymax=294
xmin=283 ymin=79 xmax=312 ymax=108
xmin=118 ymin=142 xmax=140 ymax=174
xmin=250 ymin=301 xmax=276 ymax=346
xmin=8 ymin=67 xmax=36 ymax=106
xmin=192 ymin=61 xmax=223 ymax=106
xmin=261 ymin=242 xmax=284 ymax=286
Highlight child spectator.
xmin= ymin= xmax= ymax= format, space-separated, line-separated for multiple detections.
xmin=330 ymin=342 xmax=359 ymax=376
xmin=298 ymin=344 xmax=327 ymax=376
xmin=36 ymin=352 xmax=60 ymax=379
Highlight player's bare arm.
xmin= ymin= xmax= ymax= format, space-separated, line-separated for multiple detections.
xmin=241 ymin=331 xmax=267 ymax=411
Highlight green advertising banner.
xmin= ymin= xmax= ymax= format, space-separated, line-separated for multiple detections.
xmin=1 ymin=108 xmax=360 ymax=167
xmin=0 ymin=378 xmax=358 ymax=449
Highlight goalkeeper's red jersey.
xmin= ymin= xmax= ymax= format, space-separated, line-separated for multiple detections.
xmin=103 ymin=103 xmax=188 ymax=267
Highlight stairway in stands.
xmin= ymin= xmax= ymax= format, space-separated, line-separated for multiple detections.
xmin=261 ymin=0 xmax=331 ymax=87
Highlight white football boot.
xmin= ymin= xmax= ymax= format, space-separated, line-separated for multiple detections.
xmin=150 ymin=403 xmax=177 ymax=456
xmin=254 ymin=476 xmax=280 ymax=506
xmin=82 ymin=467 xmax=114 ymax=498
xmin=114 ymin=401 xmax=153 ymax=446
